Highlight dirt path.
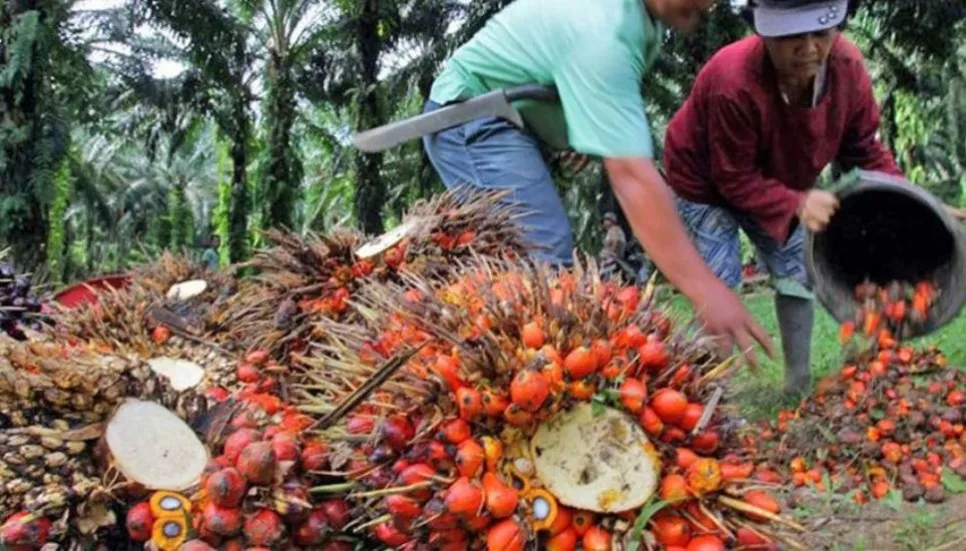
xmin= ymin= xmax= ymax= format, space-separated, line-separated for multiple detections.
xmin=793 ymin=491 xmax=966 ymax=550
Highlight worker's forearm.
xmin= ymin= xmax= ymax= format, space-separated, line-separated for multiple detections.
xmin=604 ymin=159 xmax=719 ymax=301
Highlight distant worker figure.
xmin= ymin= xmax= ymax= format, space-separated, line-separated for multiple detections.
xmin=422 ymin=0 xmax=775 ymax=367
xmin=599 ymin=212 xmax=631 ymax=282
xmin=201 ymin=235 xmax=220 ymax=271
xmin=663 ymin=0 xmax=903 ymax=393
xmin=600 ymin=212 xmax=628 ymax=263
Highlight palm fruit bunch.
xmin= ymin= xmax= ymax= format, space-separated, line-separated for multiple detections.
xmin=749 ymin=279 xmax=965 ymax=505
xmin=291 ymin=257 xmax=803 ymax=550
xmin=0 ymin=255 xmax=45 ymax=340
xmin=0 ymin=338 xmax=206 ymax=429
xmin=116 ymin=360 xmax=357 ymax=551
xmin=210 ymin=188 xmax=529 ymax=362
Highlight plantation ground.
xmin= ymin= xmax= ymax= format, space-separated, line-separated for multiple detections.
xmin=671 ymin=290 xmax=966 ymax=549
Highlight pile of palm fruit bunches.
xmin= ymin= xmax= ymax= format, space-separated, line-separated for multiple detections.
xmin=0 ymin=186 xmax=949 ymax=550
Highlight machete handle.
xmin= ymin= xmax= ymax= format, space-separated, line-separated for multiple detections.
xmin=505 ymin=84 xmax=559 ymax=103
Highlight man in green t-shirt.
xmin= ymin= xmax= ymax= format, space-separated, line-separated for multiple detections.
xmin=423 ymin=0 xmax=774 ymax=365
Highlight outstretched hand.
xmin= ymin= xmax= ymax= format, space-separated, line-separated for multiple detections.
xmin=691 ymin=282 xmax=776 ymax=371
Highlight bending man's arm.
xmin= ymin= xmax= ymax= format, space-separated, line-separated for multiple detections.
xmin=605 ymin=157 xmax=775 ymax=366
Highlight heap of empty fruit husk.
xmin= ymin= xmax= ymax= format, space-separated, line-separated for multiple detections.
xmin=3 ymin=189 xmax=806 ymax=550
xmin=748 ymin=280 xmax=966 ymax=505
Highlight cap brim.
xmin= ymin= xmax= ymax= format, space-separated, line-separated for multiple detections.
xmin=754 ymin=0 xmax=848 ymax=38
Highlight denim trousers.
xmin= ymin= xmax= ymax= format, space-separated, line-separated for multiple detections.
xmin=675 ymin=196 xmax=813 ymax=299
xmin=421 ymin=100 xmax=573 ymax=266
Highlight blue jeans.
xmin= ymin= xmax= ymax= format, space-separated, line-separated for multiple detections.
xmin=676 ymin=196 xmax=813 ymax=299
xmin=421 ymin=101 xmax=573 ymax=266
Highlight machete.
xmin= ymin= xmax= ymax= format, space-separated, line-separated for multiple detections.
xmin=352 ymin=84 xmax=558 ymax=152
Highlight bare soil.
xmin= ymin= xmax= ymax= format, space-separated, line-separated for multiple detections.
xmin=791 ymin=490 xmax=966 ymax=550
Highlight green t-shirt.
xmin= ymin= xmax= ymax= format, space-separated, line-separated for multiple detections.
xmin=429 ymin=0 xmax=663 ymax=158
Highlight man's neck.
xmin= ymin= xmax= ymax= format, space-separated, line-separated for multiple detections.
xmin=778 ymin=76 xmax=815 ymax=106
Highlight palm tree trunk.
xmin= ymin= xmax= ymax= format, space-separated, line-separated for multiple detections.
xmin=228 ymin=85 xmax=250 ymax=263
xmin=354 ymin=0 xmax=387 ymax=235
xmin=263 ymin=50 xmax=300 ymax=230
xmin=1 ymin=0 xmax=49 ymax=271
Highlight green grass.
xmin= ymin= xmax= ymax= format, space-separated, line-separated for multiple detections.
xmin=665 ymin=289 xmax=966 ymax=420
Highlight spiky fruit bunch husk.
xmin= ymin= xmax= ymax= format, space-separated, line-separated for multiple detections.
xmin=293 ymin=257 xmax=802 ymax=550
xmin=0 ymin=338 xmax=206 ymax=428
xmin=748 ymin=280 xmax=960 ymax=505
xmin=132 ymin=251 xmax=237 ymax=306
xmin=210 ymin=189 xmax=529 ymax=362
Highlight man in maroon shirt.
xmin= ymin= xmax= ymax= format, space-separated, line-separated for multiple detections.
xmin=663 ymin=0 xmax=902 ymax=394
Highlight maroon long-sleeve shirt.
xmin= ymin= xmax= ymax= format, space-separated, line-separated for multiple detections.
xmin=663 ymin=34 xmax=902 ymax=244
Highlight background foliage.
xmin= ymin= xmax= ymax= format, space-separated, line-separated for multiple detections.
xmin=1 ymin=0 xmax=964 ymax=282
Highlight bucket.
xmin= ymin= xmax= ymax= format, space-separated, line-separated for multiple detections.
xmin=806 ymin=169 xmax=966 ymax=338
xmin=52 ymin=274 xmax=132 ymax=309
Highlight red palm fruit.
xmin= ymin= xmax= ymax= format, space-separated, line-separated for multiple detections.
xmin=592 ymin=339 xmax=613 ymax=369
xmin=457 ymin=387 xmax=484 ymax=420
xmin=456 ymin=439 xmax=486 ymax=478
xmin=380 ymin=416 xmax=415 ymax=450
xmin=246 ymin=349 xmax=270 ymax=365
xmin=375 ymin=522 xmax=411 ymax=546
xmin=521 ymin=322 xmax=545 ymax=349
xmin=548 ymin=506 xmax=574 ymax=536
xmin=293 ymin=509 xmax=328 ymax=546
xmin=243 ymin=509 xmax=283 ymax=546
xmin=179 ymin=541 xmax=216 ymax=551
xmin=386 ymin=495 xmax=423 ymax=519
xmin=236 ymin=362 xmax=259 ymax=383
xmin=547 ymin=527 xmax=578 ymax=551
xmin=222 ymin=428 xmax=261 ymax=464
xmin=319 ymin=499 xmax=350 ymax=530
xmin=271 ymin=431 xmax=300 ymax=462
xmin=619 ymin=378 xmax=647 ymax=413
xmin=441 ymin=418 xmax=472 ymax=444
xmin=482 ymin=472 xmax=519 ymax=518
xmin=125 ymin=502 xmax=154 ymax=541
xmin=742 ymin=491 xmax=781 ymax=522
xmin=445 ymin=477 xmax=485 ymax=517
xmin=301 ymin=442 xmax=328 ymax=471
xmin=691 ymin=430 xmax=720 ymax=454
xmin=582 ymin=526 xmax=612 ymax=550
xmin=571 ymin=510 xmax=596 ymax=536
xmin=678 ymin=403 xmax=704 ymax=432
xmin=651 ymin=514 xmax=690 ymax=546
xmin=687 ymin=534 xmax=726 ymax=551
xmin=651 ymin=389 xmax=688 ymax=424
xmin=675 ymin=448 xmax=699 ymax=470
xmin=482 ymin=391 xmax=509 ymax=417
xmin=236 ymin=441 xmax=277 ymax=486
xmin=346 ymin=415 xmax=374 ymax=434
xmin=205 ymin=468 xmax=247 ymax=508
xmin=486 ymin=518 xmax=526 ymax=551
xmin=569 ymin=379 xmax=597 ymax=400
xmin=399 ymin=463 xmax=437 ymax=501
xmin=564 ymin=346 xmax=597 ymax=379
xmin=434 ymin=354 xmax=465 ymax=391
xmin=510 ymin=369 xmax=550 ymax=412
xmin=639 ymin=407 xmax=664 ymax=436
xmin=482 ymin=436 xmax=504 ymax=472
xmin=660 ymin=474 xmax=690 ymax=503
xmin=638 ymin=334 xmax=669 ymax=371
xmin=661 ymin=426 xmax=687 ymax=443
xmin=203 ymin=503 xmax=242 ymax=536
xmin=151 ymin=325 xmax=171 ymax=345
